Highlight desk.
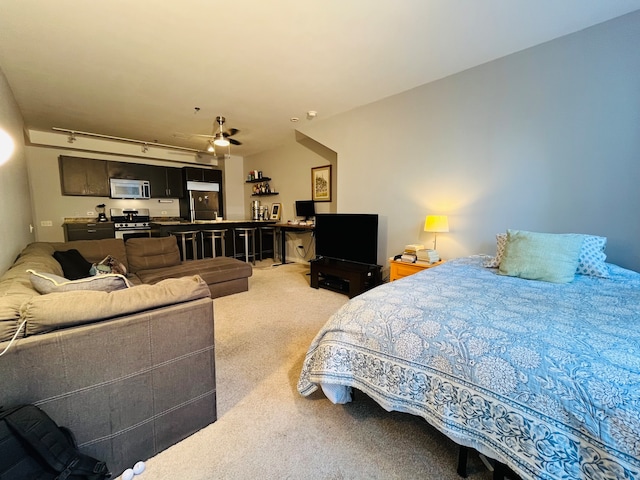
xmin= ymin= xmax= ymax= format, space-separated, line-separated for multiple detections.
xmin=274 ymin=223 xmax=314 ymax=264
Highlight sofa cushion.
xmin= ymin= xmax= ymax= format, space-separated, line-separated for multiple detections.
xmin=53 ymin=249 xmax=93 ymax=279
xmin=21 ymin=275 xmax=211 ymax=336
xmin=135 ymin=257 xmax=252 ymax=286
xmin=28 ymin=270 xmax=131 ymax=294
xmin=125 ymin=237 xmax=181 ymax=273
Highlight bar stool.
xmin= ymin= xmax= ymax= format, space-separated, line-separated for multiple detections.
xmin=233 ymin=227 xmax=257 ymax=265
xmin=170 ymin=231 xmax=199 ymax=261
xmin=258 ymin=225 xmax=277 ymax=260
xmin=201 ymin=229 xmax=227 ymax=258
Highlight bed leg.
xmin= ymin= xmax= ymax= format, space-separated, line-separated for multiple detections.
xmin=457 ymin=445 xmax=468 ymax=478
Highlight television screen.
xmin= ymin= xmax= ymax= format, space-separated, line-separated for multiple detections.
xmin=295 ymin=200 xmax=316 ymax=220
xmin=315 ymin=213 xmax=378 ymax=265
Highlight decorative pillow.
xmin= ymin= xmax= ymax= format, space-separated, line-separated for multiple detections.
xmin=90 ymin=255 xmax=128 ymax=276
xmin=498 ymin=230 xmax=583 ymax=284
xmin=28 ymin=270 xmax=131 ymax=294
xmin=483 ymin=233 xmax=507 ymax=268
xmin=575 ymin=235 xmax=609 ymax=278
xmin=53 ymin=249 xmax=93 ymax=280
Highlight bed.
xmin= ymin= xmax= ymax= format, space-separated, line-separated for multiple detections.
xmin=298 ymin=238 xmax=640 ymax=480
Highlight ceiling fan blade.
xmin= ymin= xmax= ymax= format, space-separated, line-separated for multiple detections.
xmin=229 ymin=138 xmax=242 ymax=146
xmin=224 ymin=128 xmax=239 ymax=137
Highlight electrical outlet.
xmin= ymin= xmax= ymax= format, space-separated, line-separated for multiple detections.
xmin=161 ymin=210 xmax=167 ymax=215
xmin=40 ymin=220 xmax=53 ymax=227
xmin=87 ymin=211 xmax=95 ymax=216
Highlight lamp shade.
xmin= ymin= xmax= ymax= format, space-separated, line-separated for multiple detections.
xmin=424 ymin=215 xmax=449 ymax=233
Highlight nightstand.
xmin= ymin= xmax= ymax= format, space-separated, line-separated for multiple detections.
xmin=389 ymin=259 xmax=444 ymax=281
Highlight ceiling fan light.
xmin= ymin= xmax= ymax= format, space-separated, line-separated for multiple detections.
xmin=206 ymin=141 xmax=215 ymax=153
xmin=213 ymin=134 xmax=229 ymax=147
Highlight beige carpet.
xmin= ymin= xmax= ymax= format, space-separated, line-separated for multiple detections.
xmin=128 ymin=261 xmax=493 ymax=479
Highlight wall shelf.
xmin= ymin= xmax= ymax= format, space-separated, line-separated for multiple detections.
xmin=251 ymin=192 xmax=279 ymax=197
xmin=246 ymin=177 xmax=271 ymax=183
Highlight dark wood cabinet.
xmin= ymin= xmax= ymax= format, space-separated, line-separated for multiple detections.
xmin=59 ymin=156 xmax=109 ymax=196
xmin=145 ymin=165 xmax=184 ymax=198
xmin=184 ymin=167 xmax=222 ymax=183
xmin=64 ymin=222 xmax=115 ymax=241
xmin=107 ymin=161 xmax=151 ymax=181
xmin=60 ymin=156 xmax=189 ymax=199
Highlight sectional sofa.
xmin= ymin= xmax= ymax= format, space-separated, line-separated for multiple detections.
xmin=0 ymin=236 xmax=252 ymax=477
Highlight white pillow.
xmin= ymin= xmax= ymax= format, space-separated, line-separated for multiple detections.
xmin=483 ymin=233 xmax=507 ymax=268
xmin=575 ymin=235 xmax=609 ymax=278
xmin=28 ymin=269 xmax=131 ymax=294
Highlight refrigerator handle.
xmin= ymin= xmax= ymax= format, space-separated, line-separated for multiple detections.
xmin=189 ymin=193 xmax=195 ymax=222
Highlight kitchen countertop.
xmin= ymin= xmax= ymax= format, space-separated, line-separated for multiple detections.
xmin=64 ymin=218 xmax=113 ymax=224
xmin=151 ymin=219 xmax=276 ymax=226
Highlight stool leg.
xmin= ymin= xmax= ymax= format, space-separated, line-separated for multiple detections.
xmin=244 ymin=233 xmax=249 ymax=263
xmin=251 ymin=231 xmax=256 ymax=265
xmin=211 ymin=234 xmax=216 ymax=258
xmin=233 ymin=232 xmax=238 ymax=259
xmin=221 ymin=232 xmax=226 ymax=257
xmin=181 ymin=235 xmax=187 ymax=261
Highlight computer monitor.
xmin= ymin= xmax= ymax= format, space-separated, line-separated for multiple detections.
xmin=295 ymin=200 xmax=315 ymax=220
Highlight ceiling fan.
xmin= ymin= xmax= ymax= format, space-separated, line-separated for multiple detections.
xmin=194 ymin=116 xmax=241 ymax=157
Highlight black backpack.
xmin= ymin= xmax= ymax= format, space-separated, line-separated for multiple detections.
xmin=0 ymin=404 xmax=111 ymax=480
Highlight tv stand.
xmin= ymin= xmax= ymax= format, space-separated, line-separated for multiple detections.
xmin=310 ymin=257 xmax=382 ymax=298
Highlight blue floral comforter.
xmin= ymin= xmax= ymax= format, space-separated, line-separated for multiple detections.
xmin=298 ymin=256 xmax=640 ymax=480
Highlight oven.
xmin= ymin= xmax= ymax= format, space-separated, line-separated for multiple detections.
xmin=111 ymin=208 xmax=152 ymax=241
xmin=115 ymin=229 xmax=151 ymax=241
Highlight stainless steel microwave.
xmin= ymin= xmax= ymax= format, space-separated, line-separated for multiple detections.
xmin=109 ymin=178 xmax=151 ymax=199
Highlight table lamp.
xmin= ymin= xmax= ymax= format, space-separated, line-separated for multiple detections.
xmin=424 ymin=215 xmax=449 ymax=250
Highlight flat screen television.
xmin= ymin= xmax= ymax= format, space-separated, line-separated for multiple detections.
xmin=315 ymin=213 xmax=378 ymax=265
xmin=295 ymin=200 xmax=316 ymax=220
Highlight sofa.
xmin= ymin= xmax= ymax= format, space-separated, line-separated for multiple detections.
xmin=0 ymin=236 xmax=252 ymax=477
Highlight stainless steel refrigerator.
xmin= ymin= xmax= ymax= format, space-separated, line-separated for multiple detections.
xmin=183 ymin=181 xmax=221 ymax=221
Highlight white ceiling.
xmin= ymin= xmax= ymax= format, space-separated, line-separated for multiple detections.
xmin=1 ymin=1 xmax=638 ymax=157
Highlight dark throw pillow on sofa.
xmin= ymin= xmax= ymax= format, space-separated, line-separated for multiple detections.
xmin=53 ymin=249 xmax=93 ymax=280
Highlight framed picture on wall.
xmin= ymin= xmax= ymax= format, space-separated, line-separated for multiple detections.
xmin=311 ymin=165 xmax=332 ymax=202
xmin=270 ymin=203 xmax=282 ymax=220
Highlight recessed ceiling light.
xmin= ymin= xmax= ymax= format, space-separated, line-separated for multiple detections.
xmin=290 ymin=117 xmax=299 ymax=122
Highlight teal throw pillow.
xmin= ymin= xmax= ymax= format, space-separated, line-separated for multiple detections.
xmin=498 ymin=230 xmax=584 ymax=284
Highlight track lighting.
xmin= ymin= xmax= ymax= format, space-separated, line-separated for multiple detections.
xmin=52 ymin=127 xmax=203 ymax=153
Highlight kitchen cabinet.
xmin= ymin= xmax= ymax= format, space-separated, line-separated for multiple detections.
xmin=107 ymin=161 xmax=151 ymax=181
xmin=64 ymin=222 xmax=115 ymax=241
xmin=184 ymin=167 xmax=222 ymax=183
xmin=59 ymin=156 xmax=110 ymax=196
xmin=147 ymin=165 xmax=184 ymax=198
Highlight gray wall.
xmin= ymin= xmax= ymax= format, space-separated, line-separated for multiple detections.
xmin=0 ymin=67 xmax=34 ymax=273
xmin=296 ymin=11 xmax=640 ymax=271
xmin=245 ymin=133 xmax=336 ymax=262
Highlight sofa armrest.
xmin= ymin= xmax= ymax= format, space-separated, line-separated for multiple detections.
xmin=0 ymin=296 xmax=216 ymax=478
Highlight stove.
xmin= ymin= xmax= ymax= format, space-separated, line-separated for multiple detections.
xmin=110 ymin=208 xmax=152 ymax=239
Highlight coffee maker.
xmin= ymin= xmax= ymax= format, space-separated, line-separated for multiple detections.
xmin=96 ymin=204 xmax=108 ymax=222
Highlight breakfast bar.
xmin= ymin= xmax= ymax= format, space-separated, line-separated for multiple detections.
xmin=151 ymin=219 xmax=277 ymax=261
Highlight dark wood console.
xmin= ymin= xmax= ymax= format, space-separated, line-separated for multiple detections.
xmin=310 ymin=257 xmax=382 ymax=298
